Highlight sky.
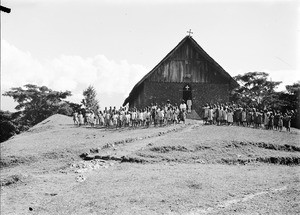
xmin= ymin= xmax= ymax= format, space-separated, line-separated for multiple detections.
xmin=1 ymin=0 xmax=299 ymax=112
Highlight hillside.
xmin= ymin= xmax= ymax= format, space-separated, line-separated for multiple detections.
xmin=1 ymin=114 xmax=300 ymax=214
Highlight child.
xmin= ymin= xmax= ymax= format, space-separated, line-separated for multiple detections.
xmin=112 ymin=112 xmax=118 ymax=128
xmin=158 ymin=107 xmax=164 ymax=126
xmin=139 ymin=109 xmax=144 ymax=126
xmin=105 ymin=111 xmax=111 ymax=128
xmin=78 ymin=111 xmax=84 ymax=126
xmin=99 ymin=111 xmax=104 ymax=127
xmin=164 ymin=107 xmax=169 ymax=126
xmin=117 ymin=112 xmax=122 ymax=128
xmin=278 ymin=113 xmax=283 ymax=132
xmin=125 ymin=112 xmax=131 ymax=127
xmin=152 ymin=103 xmax=157 ymax=126
xmin=235 ymin=107 xmax=241 ymax=126
xmin=168 ymin=107 xmax=173 ymax=125
xmin=241 ymin=108 xmax=247 ymax=127
xmin=145 ymin=108 xmax=150 ymax=127
xmin=264 ymin=111 xmax=269 ymax=130
xmin=131 ymin=108 xmax=137 ymax=127
xmin=181 ymin=108 xmax=187 ymax=124
xmin=90 ymin=111 xmax=95 ymax=127
xmin=73 ymin=111 xmax=79 ymax=125
xmin=203 ymin=104 xmax=209 ymax=125
xmin=284 ymin=114 xmax=291 ymax=132
xmin=208 ymin=106 xmax=213 ymax=125
xmin=268 ymin=113 xmax=274 ymax=130
xmin=93 ymin=112 xmax=98 ymax=127
xmin=136 ymin=110 xmax=141 ymax=127
xmin=222 ymin=107 xmax=228 ymax=126
xmin=257 ymin=111 xmax=262 ymax=128
xmin=85 ymin=111 xmax=91 ymax=125
xmin=274 ymin=111 xmax=279 ymax=130
xmin=246 ymin=109 xmax=253 ymax=127
xmin=121 ymin=109 xmax=126 ymax=127
xmin=227 ymin=109 xmax=233 ymax=126
xmin=216 ymin=106 xmax=222 ymax=126
xmin=154 ymin=107 xmax=160 ymax=127
xmin=173 ymin=106 xmax=179 ymax=125
xmin=213 ymin=105 xmax=217 ymax=125
xmin=142 ymin=108 xmax=147 ymax=127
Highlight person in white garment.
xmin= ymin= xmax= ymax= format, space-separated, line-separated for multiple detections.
xmin=179 ymin=100 xmax=187 ymax=123
xmin=180 ymin=100 xmax=187 ymax=112
xmin=187 ymin=98 xmax=192 ymax=113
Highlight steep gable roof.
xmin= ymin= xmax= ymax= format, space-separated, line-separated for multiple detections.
xmin=124 ymin=36 xmax=238 ymax=106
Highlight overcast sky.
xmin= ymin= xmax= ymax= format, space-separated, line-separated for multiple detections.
xmin=1 ymin=0 xmax=299 ymax=111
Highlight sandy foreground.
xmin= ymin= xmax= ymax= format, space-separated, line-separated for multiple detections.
xmin=1 ymin=114 xmax=300 ymax=215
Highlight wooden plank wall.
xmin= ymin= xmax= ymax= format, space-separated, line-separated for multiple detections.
xmin=130 ymin=83 xmax=145 ymax=109
xmin=148 ymin=40 xmax=226 ymax=84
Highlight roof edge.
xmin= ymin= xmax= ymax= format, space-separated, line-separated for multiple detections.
xmin=123 ymin=36 xmax=239 ymax=106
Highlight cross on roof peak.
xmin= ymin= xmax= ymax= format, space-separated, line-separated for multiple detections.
xmin=187 ymin=29 xmax=193 ymax=37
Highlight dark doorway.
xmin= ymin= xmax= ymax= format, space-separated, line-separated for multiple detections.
xmin=182 ymin=84 xmax=192 ymax=103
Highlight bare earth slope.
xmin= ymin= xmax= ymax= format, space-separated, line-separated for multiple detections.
xmin=1 ymin=114 xmax=300 ymax=215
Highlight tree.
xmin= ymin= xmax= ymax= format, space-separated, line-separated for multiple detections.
xmin=66 ymin=101 xmax=82 ymax=113
xmin=281 ymin=82 xmax=300 ymax=128
xmin=0 ymin=111 xmax=18 ymax=143
xmin=82 ymin=85 xmax=99 ymax=112
xmin=3 ymin=84 xmax=72 ymax=127
xmin=231 ymin=72 xmax=282 ymax=108
xmin=286 ymin=81 xmax=300 ymax=95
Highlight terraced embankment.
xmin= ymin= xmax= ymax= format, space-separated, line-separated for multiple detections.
xmin=82 ymin=123 xmax=300 ymax=166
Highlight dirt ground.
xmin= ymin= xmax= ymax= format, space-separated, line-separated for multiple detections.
xmin=1 ymin=114 xmax=300 ymax=215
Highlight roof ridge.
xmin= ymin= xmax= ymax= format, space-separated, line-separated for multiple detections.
xmin=123 ymin=36 xmax=238 ymax=106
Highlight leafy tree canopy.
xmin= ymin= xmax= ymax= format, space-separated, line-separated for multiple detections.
xmin=82 ymin=85 xmax=99 ymax=112
xmin=3 ymin=84 xmax=72 ymax=126
xmin=231 ymin=72 xmax=282 ymax=108
xmin=280 ymin=81 xmax=300 ymax=111
xmin=0 ymin=111 xmax=18 ymax=143
xmin=286 ymin=81 xmax=300 ymax=95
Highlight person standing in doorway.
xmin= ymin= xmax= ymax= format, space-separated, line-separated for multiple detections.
xmin=187 ymin=97 xmax=192 ymax=113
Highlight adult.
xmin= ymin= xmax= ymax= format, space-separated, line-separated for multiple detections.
xmin=179 ymin=100 xmax=187 ymax=112
xmin=187 ymin=98 xmax=192 ymax=113
xmin=179 ymin=100 xmax=187 ymax=123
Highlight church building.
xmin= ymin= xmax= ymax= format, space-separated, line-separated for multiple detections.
xmin=123 ymin=34 xmax=238 ymax=116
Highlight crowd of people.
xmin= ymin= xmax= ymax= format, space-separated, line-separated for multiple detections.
xmin=72 ymin=100 xmax=295 ymax=132
xmin=202 ymin=103 xmax=294 ymax=132
xmin=72 ymin=100 xmax=188 ymax=129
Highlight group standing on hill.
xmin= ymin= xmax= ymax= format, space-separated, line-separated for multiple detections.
xmin=73 ymin=100 xmax=188 ymax=129
xmin=72 ymin=100 xmax=295 ymax=132
xmin=201 ymin=103 xmax=294 ymax=132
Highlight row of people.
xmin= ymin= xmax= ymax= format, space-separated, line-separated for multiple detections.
xmin=73 ymin=100 xmax=188 ymax=128
xmin=73 ymin=100 xmax=295 ymax=132
xmin=202 ymin=103 xmax=293 ymax=132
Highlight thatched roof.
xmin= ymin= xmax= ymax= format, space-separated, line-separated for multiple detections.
xmin=123 ymin=36 xmax=239 ymax=106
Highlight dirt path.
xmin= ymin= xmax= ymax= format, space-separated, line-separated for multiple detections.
xmin=98 ymin=123 xmax=194 ymax=158
xmin=189 ymin=185 xmax=289 ymax=214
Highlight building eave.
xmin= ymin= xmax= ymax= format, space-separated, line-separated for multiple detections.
xmin=123 ymin=36 xmax=239 ymax=106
